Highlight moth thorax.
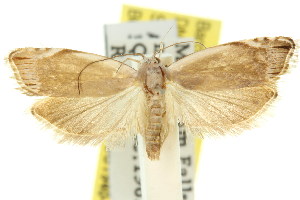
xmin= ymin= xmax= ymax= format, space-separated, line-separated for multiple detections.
xmin=146 ymin=66 xmax=165 ymax=87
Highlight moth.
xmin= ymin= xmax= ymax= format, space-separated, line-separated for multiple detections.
xmin=9 ymin=37 xmax=297 ymax=160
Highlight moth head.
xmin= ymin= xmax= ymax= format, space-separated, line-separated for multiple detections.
xmin=153 ymin=56 xmax=160 ymax=64
xmin=144 ymin=56 xmax=161 ymax=65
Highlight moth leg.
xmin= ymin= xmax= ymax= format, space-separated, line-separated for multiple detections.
xmin=116 ymin=58 xmax=141 ymax=73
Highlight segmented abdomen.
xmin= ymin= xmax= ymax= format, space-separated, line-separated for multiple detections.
xmin=145 ymin=97 xmax=164 ymax=160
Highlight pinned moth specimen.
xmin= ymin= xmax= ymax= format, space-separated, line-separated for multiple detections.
xmin=9 ymin=37 xmax=297 ymax=160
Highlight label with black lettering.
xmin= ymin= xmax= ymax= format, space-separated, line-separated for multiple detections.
xmin=104 ymin=21 xmax=195 ymax=200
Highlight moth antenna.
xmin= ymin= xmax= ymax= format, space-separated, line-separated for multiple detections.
xmin=77 ymin=53 xmax=145 ymax=95
xmin=161 ymin=41 xmax=207 ymax=52
xmin=161 ymin=25 xmax=174 ymax=42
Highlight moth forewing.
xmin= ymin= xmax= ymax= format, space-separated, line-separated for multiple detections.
xmin=168 ymin=37 xmax=296 ymax=91
xmin=9 ymin=48 xmax=137 ymax=97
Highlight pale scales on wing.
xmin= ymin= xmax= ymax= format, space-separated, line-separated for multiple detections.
xmin=8 ymin=37 xmax=298 ymax=160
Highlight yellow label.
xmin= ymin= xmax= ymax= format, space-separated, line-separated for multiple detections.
xmin=93 ymin=145 xmax=109 ymax=200
xmin=93 ymin=5 xmax=222 ymax=200
xmin=121 ymin=4 xmax=222 ymax=50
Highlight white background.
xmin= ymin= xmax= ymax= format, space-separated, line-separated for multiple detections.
xmin=0 ymin=0 xmax=300 ymax=200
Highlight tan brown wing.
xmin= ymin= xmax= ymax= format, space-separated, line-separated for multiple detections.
xmin=166 ymin=37 xmax=297 ymax=136
xmin=168 ymin=37 xmax=295 ymax=91
xmin=9 ymin=48 xmax=137 ymax=97
xmin=32 ymin=86 xmax=144 ymax=148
